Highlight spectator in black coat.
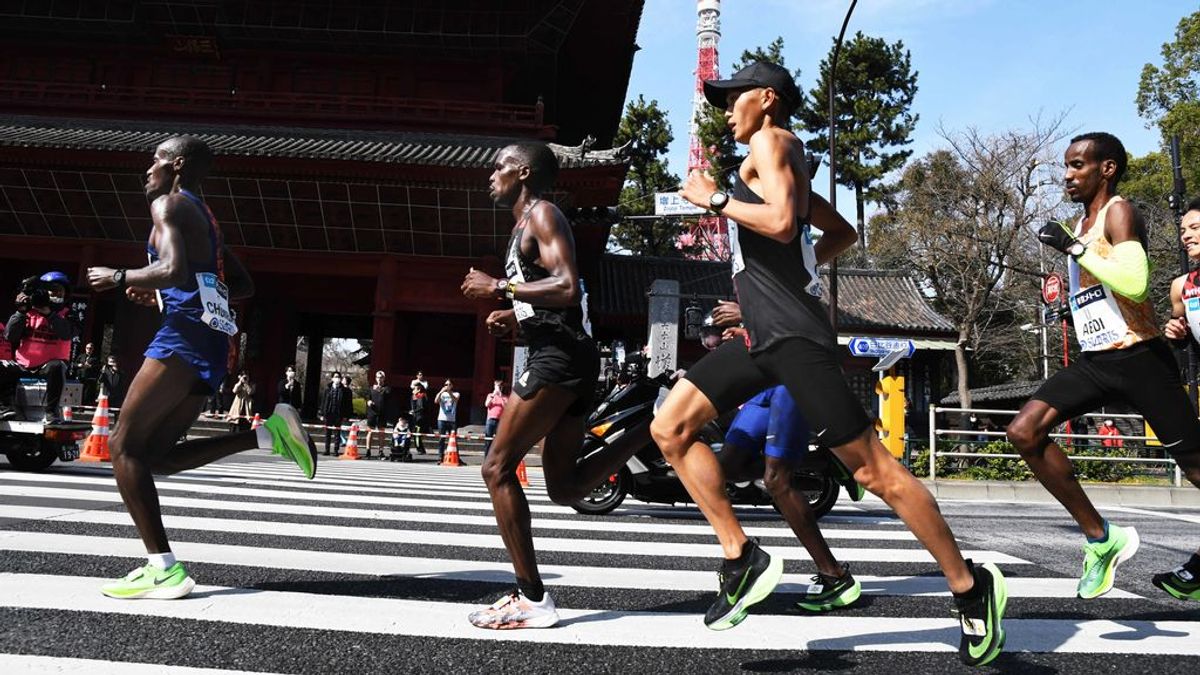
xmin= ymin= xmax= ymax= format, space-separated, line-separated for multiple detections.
xmin=97 ymin=355 xmax=128 ymax=408
xmin=366 ymin=370 xmax=396 ymax=430
xmin=277 ymin=364 xmax=302 ymax=408
xmin=319 ymin=372 xmax=352 ymax=456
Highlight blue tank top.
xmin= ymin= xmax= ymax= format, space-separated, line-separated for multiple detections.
xmin=147 ymin=189 xmax=225 ymax=324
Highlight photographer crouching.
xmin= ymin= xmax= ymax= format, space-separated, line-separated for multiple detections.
xmin=1 ymin=272 xmax=76 ymax=422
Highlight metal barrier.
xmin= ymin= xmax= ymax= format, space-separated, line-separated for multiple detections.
xmin=928 ymin=406 xmax=1183 ymax=487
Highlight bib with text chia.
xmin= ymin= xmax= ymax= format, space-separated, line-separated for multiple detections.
xmin=1069 ymin=284 xmax=1126 ymax=351
xmin=197 ymin=272 xmax=238 ymax=336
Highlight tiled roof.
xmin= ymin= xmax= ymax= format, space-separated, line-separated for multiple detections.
xmin=939 ymin=380 xmax=1044 ymax=405
xmin=0 ymin=115 xmax=629 ymax=169
xmin=594 ymin=254 xmax=956 ymax=335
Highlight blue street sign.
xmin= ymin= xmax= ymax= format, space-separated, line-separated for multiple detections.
xmin=847 ymin=337 xmax=916 ymax=359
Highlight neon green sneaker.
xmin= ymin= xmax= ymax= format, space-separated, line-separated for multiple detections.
xmin=101 ymin=562 xmax=195 ymax=599
xmin=1077 ymin=524 xmax=1139 ymax=599
xmin=1153 ymin=564 xmax=1200 ymax=602
xmin=264 ymin=403 xmax=318 ymax=479
xmin=795 ymin=567 xmax=862 ymax=612
xmin=827 ymin=450 xmax=865 ymax=502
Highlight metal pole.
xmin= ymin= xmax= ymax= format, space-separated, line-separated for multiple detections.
xmin=928 ymin=404 xmax=937 ymax=480
xmin=1169 ymin=135 xmax=1199 ymax=411
xmin=826 ymin=0 xmax=858 ymax=330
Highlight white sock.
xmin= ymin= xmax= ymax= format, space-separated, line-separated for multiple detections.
xmin=147 ymin=551 xmax=176 ymax=569
xmin=255 ymin=425 xmax=274 ymax=450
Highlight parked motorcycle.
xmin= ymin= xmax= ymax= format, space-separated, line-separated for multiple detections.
xmin=571 ymin=353 xmax=849 ymax=517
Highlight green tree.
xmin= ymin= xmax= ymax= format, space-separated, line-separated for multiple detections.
xmin=608 ymin=95 xmax=686 ymax=257
xmin=798 ymin=32 xmax=918 ymax=250
xmin=1136 ymin=10 xmax=1200 ymax=192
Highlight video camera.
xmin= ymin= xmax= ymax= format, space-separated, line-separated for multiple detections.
xmin=16 ymin=276 xmax=66 ymax=313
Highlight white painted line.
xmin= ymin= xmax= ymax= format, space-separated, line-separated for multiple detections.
xmin=1105 ymin=505 xmax=1200 ymax=525
xmin=0 ymin=574 xmax=1179 ymax=653
xmin=0 ymin=485 xmax=916 ymax=541
xmin=0 ymin=506 xmax=1023 ymax=563
xmin=0 ymin=532 xmax=1067 ymax=596
xmin=0 ymin=654 xmax=280 ymax=675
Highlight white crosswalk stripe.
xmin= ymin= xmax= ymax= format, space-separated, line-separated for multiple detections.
xmin=1 ymin=455 xmax=1195 ymax=672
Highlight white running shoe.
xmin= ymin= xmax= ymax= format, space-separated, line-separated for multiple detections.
xmin=468 ymin=590 xmax=559 ymax=629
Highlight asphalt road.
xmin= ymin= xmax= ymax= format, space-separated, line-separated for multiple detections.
xmin=1 ymin=452 xmax=1198 ymax=674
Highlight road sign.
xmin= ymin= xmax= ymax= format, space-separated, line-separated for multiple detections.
xmin=1042 ymin=273 xmax=1062 ymax=305
xmin=848 ymin=337 xmax=916 ymax=359
xmin=654 ymin=193 xmax=706 ymax=216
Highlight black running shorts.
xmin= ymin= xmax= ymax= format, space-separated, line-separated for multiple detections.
xmin=684 ymin=337 xmax=872 ymax=448
xmin=1032 ymin=338 xmax=1200 ymax=456
xmin=513 ymin=337 xmax=600 ymax=417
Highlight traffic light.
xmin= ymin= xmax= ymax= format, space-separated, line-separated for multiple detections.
xmin=875 ymin=369 xmax=906 ymax=458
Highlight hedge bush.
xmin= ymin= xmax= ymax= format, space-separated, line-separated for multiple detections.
xmin=909 ymin=440 xmax=1138 ymax=482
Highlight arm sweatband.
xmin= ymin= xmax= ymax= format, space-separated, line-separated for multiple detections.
xmin=1076 ymin=240 xmax=1150 ymax=303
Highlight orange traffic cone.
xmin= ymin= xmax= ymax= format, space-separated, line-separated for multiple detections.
xmin=79 ymin=396 xmax=111 ymax=462
xmin=441 ymin=430 xmax=461 ymax=467
xmin=516 ymin=459 xmax=530 ymax=488
xmin=250 ymin=413 xmax=262 ymax=430
xmin=338 ymin=423 xmax=360 ymax=460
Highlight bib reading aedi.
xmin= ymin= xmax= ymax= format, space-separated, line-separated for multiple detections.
xmin=197 ymin=272 xmax=238 ymax=336
xmin=1069 ymin=283 xmax=1127 ymax=351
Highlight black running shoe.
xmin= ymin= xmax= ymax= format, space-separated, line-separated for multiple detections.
xmin=1152 ymin=565 xmax=1200 ymax=602
xmin=703 ymin=540 xmax=784 ymax=631
xmin=795 ymin=566 xmax=862 ymax=612
xmin=826 ymin=449 xmax=865 ymax=502
xmin=954 ymin=560 xmax=1008 ymax=667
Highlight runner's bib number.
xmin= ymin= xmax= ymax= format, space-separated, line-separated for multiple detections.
xmin=197 ymin=272 xmax=238 ymax=336
xmin=1069 ymin=284 xmax=1126 ymax=351
xmin=729 ymin=221 xmax=745 ymax=276
xmin=1185 ymin=295 xmax=1200 ymax=344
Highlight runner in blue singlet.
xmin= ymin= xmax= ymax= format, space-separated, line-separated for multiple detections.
xmin=85 ymin=136 xmax=318 ymax=601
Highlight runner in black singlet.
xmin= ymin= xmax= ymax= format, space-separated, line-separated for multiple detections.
xmin=652 ymin=61 xmax=1007 ymax=666
xmin=459 ymin=143 xmax=643 ymax=629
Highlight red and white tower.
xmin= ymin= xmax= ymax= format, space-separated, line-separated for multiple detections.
xmin=685 ymin=0 xmax=727 ymax=260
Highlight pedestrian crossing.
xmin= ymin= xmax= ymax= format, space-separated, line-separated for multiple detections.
xmin=1 ymin=454 xmax=1198 ymax=673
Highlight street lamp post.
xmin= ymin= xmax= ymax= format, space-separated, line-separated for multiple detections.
xmin=826 ymin=0 xmax=858 ymax=330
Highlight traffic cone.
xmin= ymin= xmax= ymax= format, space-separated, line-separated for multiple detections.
xmin=516 ymin=459 xmax=530 ymax=488
xmin=79 ymin=396 xmax=111 ymax=462
xmin=338 ymin=423 xmax=360 ymax=460
xmin=250 ymin=413 xmax=262 ymax=430
xmin=441 ymin=430 xmax=461 ymax=467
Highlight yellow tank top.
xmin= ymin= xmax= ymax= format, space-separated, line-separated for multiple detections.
xmin=1069 ymin=195 xmax=1159 ymax=351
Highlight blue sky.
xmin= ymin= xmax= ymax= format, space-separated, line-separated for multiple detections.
xmin=624 ymin=0 xmax=1196 ymax=219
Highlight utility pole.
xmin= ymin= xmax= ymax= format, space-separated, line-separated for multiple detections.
xmin=826 ymin=0 xmax=858 ymax=330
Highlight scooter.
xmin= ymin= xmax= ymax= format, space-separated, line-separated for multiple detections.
xmin=571 ymin=353 xmax=850 ymax=518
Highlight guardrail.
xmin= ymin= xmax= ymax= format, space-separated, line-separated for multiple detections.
xmin=928 ymin=406 xmax=1183 ymax=487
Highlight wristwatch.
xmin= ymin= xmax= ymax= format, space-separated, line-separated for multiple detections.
xmin=709 ymin=191 xmax=730 ymax=212
xmin=113 ymin=269 xmax=127 ymax=289
xmin=495 ymin=278 xmax=509 ymax=299
xmin=1067 ymin=241 xmax=1085 ymax=258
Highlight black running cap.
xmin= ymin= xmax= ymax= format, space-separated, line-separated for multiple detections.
xmin=703 ymin=61 xmax=801 ymax=113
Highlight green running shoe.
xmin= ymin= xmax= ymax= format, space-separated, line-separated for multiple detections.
xmin=264 ymin=403 xmax=318 ymax=479
xmin=954 ymin=560 xmax=1007 ymax=668
xmin=1077 ymin=524 xmax=1139 ymax=599
xmin=795 ymin=567 xmax=862 ymax=612
xmin=704 ymin=540 xmax=784 ymax=631
xmin=101 ymin=562 xmax=195 ymax=600
xmin=1152 ymin=565 xmax=1200 ymax=602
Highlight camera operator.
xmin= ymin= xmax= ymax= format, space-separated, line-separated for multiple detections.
xmin=1 ymin=272 xmax=76 ymax=422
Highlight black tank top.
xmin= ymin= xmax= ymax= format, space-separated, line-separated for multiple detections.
xmin=729 ymin=174 xmax=835 ymax=352
xmin=504 ymin=208 xmax=591 ymax=346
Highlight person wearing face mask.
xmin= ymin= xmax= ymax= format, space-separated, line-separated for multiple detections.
xmin=277 ymin=364 xmax=301 ymax=409
xmin=319 ymin=371 xmax=351 ymax=455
